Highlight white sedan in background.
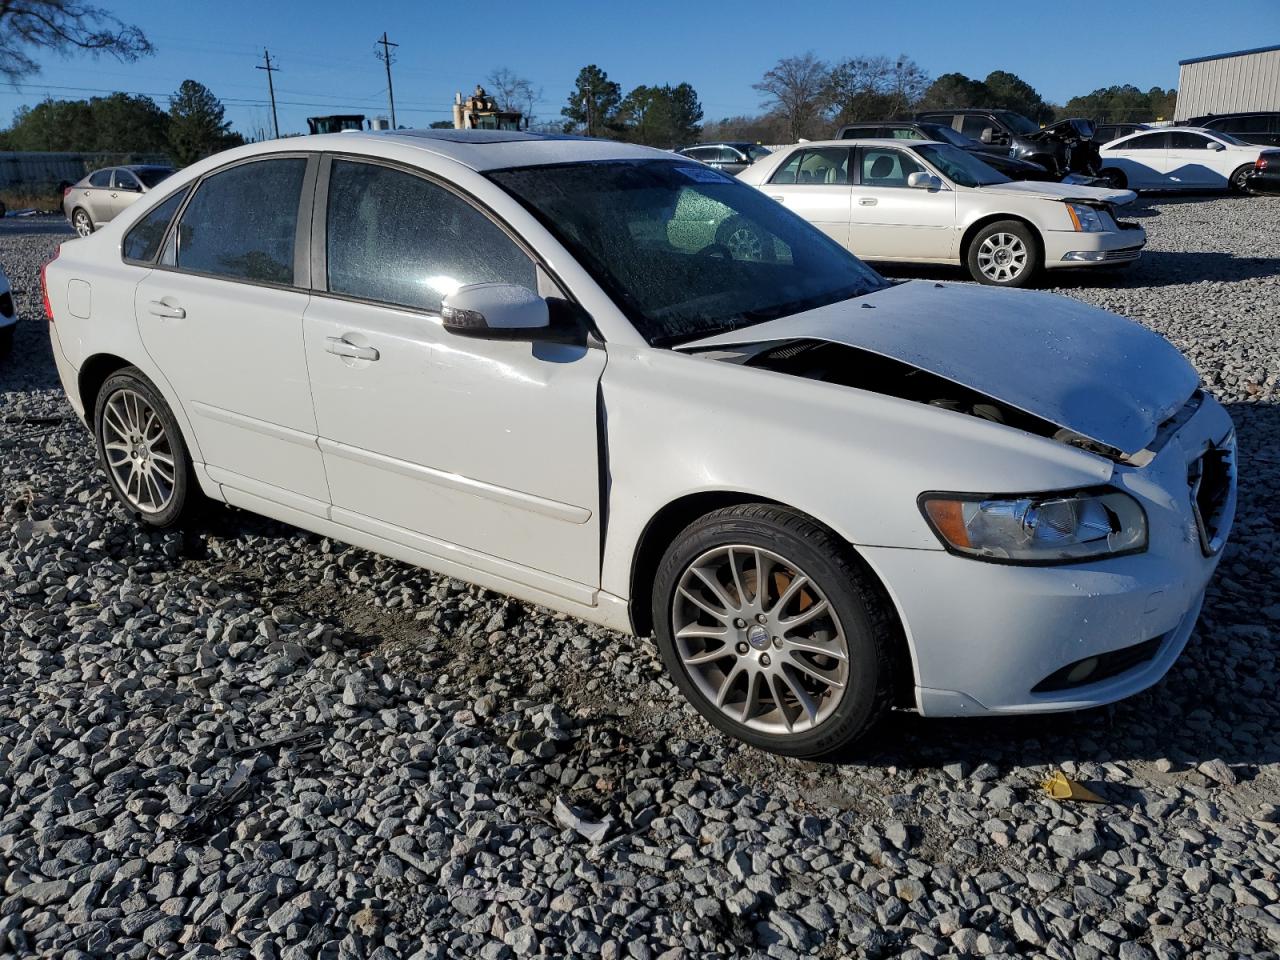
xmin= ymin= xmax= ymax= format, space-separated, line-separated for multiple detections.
xmin=737 ymin=139 xmax=1145 ymax=286
xmin=1098 ymin=127 xmax=1272 ymax=193
xmin=41 ymin=131 xmax=1233 ymax=758
xmin=0 ymin=262 xmax=15 ymax=356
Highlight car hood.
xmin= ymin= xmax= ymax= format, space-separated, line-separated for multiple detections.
xmin=676 ymin=281 xmax=1199 ymax=455
xmin=974 ymin=179 xmax=1137 ymax=205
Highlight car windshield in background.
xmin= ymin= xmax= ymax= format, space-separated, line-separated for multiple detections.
xmin=924 ymin=125 xmax=977 ymax=148
xmin=914 ymin=144 xmax=1010 ymax=187
xmin=1000 ymin=112 xmax=1041 ymax=136
xmin=137 ymin=168 xmax=175 ymax=188
xmin=488 ymin=160 xmax=887 ymax=346
xmin=1207 ymin=131 xmax=1249 ymax=146
xmin=746 ymin=145 xmax=772 ymax=162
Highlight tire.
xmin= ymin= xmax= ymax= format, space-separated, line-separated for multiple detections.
xmin=1100 ymin=168 xmax=1127 ymax=190
xmin=652 ymin=503 xmax=895 ymax=759
xmin=966 ymin=219 xmax=1040 ymax=287
xmin=72 ymin=207 xmax=94 ymax=237
xmin=714 ymin=216 xmax=774 ymax=262
xmin=93 ymin=368 xmax=198 ymax=529
xmin=1228 ymin=164 xmax=1253 ymax=194
xmin=0 ymin=324 xmax=13 ymax=358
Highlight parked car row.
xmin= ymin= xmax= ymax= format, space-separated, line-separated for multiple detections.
xmin=41 ymin=128 xmax=1236 ymax=758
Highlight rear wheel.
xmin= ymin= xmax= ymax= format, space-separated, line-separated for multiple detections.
xmin=93 ymin=368 xmax=198 ymax=529
xmin=967 ymin=220 xmax=1040 ymax=287
xmin=1100 ymin=168 xmax=1127 ymax=190
xmin=72 ymin=207 xmax=94 ymax=237
xmin=1228 ymin=164 xmax=1253 ymax=193
xmin=653 ymin=504 xmax=895 ymax=759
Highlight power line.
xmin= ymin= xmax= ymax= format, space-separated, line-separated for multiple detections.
xmin=255 ymin=48 xmax=281 ymax=139
xmin=375 ymin=32 xmax=398 ymax=129
xmin=0 ymin=83 xmax=456 ymax=115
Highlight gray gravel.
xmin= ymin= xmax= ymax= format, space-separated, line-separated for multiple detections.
xmin=2 ymin=195 xmax=1279 ymax=960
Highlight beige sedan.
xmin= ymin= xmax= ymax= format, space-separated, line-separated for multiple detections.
xmin=62 ymin=165 xmax=174 ymax=237
xmin=737 ymin=139 xmax=1144 ymax=286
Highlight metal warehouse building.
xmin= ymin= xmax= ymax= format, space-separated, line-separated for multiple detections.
xmin=1177 ymin=44 xmax=1280 ymax=119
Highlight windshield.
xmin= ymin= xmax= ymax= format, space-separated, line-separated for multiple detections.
xmin=922 ymin=124 xmax=977 ymax=148
xmin=1206 ymin=130 xmax=1249 ymax=146
xmin=488 ymin=160 xmax=888 ymax=346
xmin=137 ymin=168 xmax=174 ymax=188
xmin=998 ymin=112 xmax=1041 ymax=136
xmin=746 ymin=145 xmax=772 ymax=161
xmin=913 ymin=144 xmax=1010 ymax=187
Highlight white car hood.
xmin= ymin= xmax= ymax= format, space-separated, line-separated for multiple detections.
xmin=974 ymin=179 xmax=1138 ymax=206
xmin=677 ymin=281 xmax=1199 ymax=455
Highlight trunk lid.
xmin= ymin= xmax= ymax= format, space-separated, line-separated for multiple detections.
xmin=676 ymin=281 xmax=1198 ymax=455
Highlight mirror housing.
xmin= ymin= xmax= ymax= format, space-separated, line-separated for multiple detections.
xmin=441 ymin=283 xmax=550 ymax=339
xmin=980 ymin=126 xmax=995 ymax=144
xmin=1207 ymin=141 xmax=1225 ymax=151
xmin=907 ymin=171 xmax=943 ymax=190
xmin=119 ymin=181 xmax=141 ymax=192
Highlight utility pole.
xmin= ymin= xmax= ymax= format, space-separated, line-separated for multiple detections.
xmin=583 ymin=94 xmax=591 ymax=137
xmin=256 ymin=48 xmax=280 ymax=139
xmin=375 ymin=32 xmax=398 ymax=129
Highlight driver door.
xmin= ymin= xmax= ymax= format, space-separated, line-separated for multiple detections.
xmin=849 ymin=146 xmax=956 ymax=261
xmin=303 ymin=157 xmax=606 ymax=595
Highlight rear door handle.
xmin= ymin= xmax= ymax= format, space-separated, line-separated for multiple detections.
xmin=326 ymin=336 xmax=379 ymax=361
xmin=858 ymin=197 xmax=878 ymax=206
xmin=147 ymin=300 xmax=185 ymax=319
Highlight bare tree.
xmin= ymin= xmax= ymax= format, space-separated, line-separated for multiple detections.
xmin=486 ymin=66 xmax=540 ymax=125
xmin=0 ymin=0 xmax=153 ymax=83
xmin=753 ymin=53 xmax=831 ymax=142
xmin=828 ymin=54 xmax=929 ymax=126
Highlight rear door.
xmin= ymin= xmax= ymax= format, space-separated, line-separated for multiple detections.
xmin=849 ymin=145 xmax=956 ymax=261
xmin=134 ymin=154 xmax=329 ymax=507
xmin=762 ymin=146 xmax=853 ymax=246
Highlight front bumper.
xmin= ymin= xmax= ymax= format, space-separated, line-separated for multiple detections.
xmin=1043 ymin=221 xmax=1146 ymax=268
xmin=864 ymin=392 xmax=1235 ymax=717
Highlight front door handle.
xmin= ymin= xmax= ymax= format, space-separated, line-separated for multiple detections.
xmin=858 ymin=197 xmax=878 ymax=206
xmin=325 ymin=336 xmax=379 ymax=361
xmin=147 ymin=300 xmax=185 ymax=319
xmin=769 ymin=195 xmax=785 ymax=202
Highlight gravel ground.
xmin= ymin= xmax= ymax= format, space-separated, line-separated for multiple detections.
xmin=2 ymin=195 xmax=1279 ymax=960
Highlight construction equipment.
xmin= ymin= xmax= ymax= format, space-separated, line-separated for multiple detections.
xmin=307 ymin=115 xmax=367 ymax=135
xmin=452 ymin=85 xmax=524 ymax=131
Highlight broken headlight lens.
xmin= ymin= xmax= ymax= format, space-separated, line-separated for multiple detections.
xmin=1066 ymin=202 xmax=1105 ymax=232
xmin=919 ymin=489 xmax=1146 ymax=563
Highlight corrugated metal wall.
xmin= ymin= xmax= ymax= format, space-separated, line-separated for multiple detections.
xmin=1177 ymin=48 xmax=1280 ymax=118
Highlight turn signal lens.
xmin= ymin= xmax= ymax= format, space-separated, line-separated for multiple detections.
xmin=40 ymin=246 xmax=60 ymax=322
xmin=919 ymin=489 xmax=1147 ymax=563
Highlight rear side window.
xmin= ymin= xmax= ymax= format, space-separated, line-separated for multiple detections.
xmin=123 ymin=187 xmax=191 ymax=263
xmin=88 ymin=169 xmax=113 ymax=187
xmin=324 ymin=159 xmax=536 ymax=312
xmin=770 ymin=147 xmax=851 ymax=184
xmin=171 ymin=158 xmax=306 ymax=285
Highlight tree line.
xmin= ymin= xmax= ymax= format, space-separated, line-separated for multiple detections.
xmin=0 ymin=81 xmax=244 ymax=166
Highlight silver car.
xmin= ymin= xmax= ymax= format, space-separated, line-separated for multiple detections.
xmin=62 ymin=165 xmax=174 ymax=237
xmin=676 ymin=142 xmax=771 ymax=176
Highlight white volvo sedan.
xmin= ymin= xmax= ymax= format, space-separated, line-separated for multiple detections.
xmin=737 ymin=139 xmax=1146 ymax=286
xmin=42 ymin=131 xmax=1235 ymax=758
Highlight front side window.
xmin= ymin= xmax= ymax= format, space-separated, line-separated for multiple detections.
xmin=888 ymin=127 xmax=924 ymax=140
xmin=488 ymin=160 xmax=887 ymax=345
xmin=137 ymin=167 xmax=174 ymax=188
xmin=770 ymin=148 xmax=851 ymax=185
xmin=325 ymin=159 xmax=536 ymax=312
xmin=959 ymin=115 xmax=993 ymax=140
xmin=88 ymin=169 xmax=113 ymax=188
xmin=859 ymin=148 xmax=926 ymax=187
xmin=170 ymin=158 xmax=306 ymax=285
xmin=123 ymin=187 xmax=191 ymax=263
xmin=113 ymin=170 xmax=141 ymax=191
xmin=1170 ymin=132 xmax=1210 ymax=150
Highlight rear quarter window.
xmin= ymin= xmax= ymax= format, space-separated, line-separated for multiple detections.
xmin=123 ymin=187 xmax=191 ymax=263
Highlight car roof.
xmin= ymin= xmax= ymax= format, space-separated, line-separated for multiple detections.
xmin=779 ymin=138 xmax=943 ymax=149
xmin=1187 ymin=110 xmax=1280 ymax=120
xmin=122 ymin=164 xmax=174 ymax=171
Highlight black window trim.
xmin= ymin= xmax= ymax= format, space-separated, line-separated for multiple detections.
xmin=122 ymin=152 xmax=319 ymax=291
xmin=309 ymin=152 xmax=594 ymax=341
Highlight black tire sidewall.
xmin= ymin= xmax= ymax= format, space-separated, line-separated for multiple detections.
xmin=1229 ymin=165 xmax=1251 ymax=193
xmin=93 ymin=369 xmax=192 ymax=528
xmin=652 ymin=508 xmax=887 ymax=758
xmin=967 ymin=219 xmax=1039 ymax=287
xmin=1101 ymin=168 xmax=1126 ymax=190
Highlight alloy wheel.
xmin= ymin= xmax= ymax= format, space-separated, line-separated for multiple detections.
xmin=672 ymin=545 xmax=850 ymax=735
xmin=73 ymin=210 xmax=92 ymax=237
xmin=976 ymin=232 xmax=1029 ymax=283
xmin=100 ymin=388 xmax=176 ymax=513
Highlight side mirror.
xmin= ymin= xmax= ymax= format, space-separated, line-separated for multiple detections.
xmin=980 ymin=127 xmax=995 ymax=144
xmin=118 ymin=182 xmax=141 ymax=192
xmin=907 ymin=171 xmax=943 ymax=190
xmin=1207 ymin=141 xmax=1225 ymax=151
xmin=441 ymin=283 xmax=550 ymax=339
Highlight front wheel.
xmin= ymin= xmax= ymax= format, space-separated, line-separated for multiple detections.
xmin=94 ymin=368 xmax=197 ymax=528
xmin=1229 ymin=164 xmax=1253 ymax=194
xmin=72 ymin=208 xmax=94 ymax=237
xmin=652 ymin=504 xmax=895 ymax=758
xmin=967 ymin=220 xmax=1040 ymax=287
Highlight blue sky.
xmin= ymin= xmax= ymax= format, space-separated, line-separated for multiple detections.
xmin=3 ymin=0 xmax=1277 ymax=137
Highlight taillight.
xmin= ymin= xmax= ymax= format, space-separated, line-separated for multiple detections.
xmin=1257 ymin=154 xmax=1271 ymax=172
xmin=62 ymin=186 xmax=72 ymax=197
xmin=40 ymin=247 xmax=60 ymax=322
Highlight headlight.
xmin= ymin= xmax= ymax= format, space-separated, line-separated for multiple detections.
xmin=919 ymin=488 xmax=1147 ymax=564
xmin=1066 ymin=202 xmax=1105 ymax=232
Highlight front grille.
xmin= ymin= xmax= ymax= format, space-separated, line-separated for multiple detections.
xmin=0 ymin=291 xmax=13 ymax=319
xmin=1032 ymin=634 xmax=1166 ymax=693
xmin=1189 ymin=438 xmax=1235 ymax=555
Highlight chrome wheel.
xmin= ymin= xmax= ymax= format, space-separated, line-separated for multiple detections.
xmin=73 ymin=209 xmax=92 ymax=237
xmin=101 ymin=388 xmax=176 ymax=513
xmin=725 ymin=225 xmax=764 ymax=261
xmin=672 ymin=545 xmax=850 ymax=735
xmin=976 ymin=232 xmax=1029 ymax=283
